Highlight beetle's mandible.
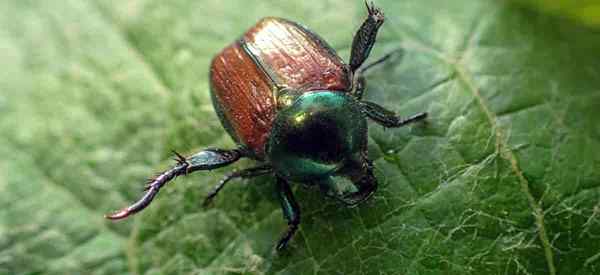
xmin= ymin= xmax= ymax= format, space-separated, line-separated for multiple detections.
xmin=106 ymin=2 xmax=427 ymax=251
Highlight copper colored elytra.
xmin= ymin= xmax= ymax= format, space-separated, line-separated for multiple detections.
xmin=210 ymin=17 xmax=352 ymax=159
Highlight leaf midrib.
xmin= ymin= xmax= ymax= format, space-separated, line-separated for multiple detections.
xmin=389 ymin=2 xmax=557 ymax=273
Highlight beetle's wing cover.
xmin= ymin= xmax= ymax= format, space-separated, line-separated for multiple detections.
xmin=242 ymin=17 xmax=351 ymax=92
xmin=210 ymin=44 xmax=276 ymax=159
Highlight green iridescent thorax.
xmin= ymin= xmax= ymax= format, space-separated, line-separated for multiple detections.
xmin=267 ymin=90 xmax=367 ymax=182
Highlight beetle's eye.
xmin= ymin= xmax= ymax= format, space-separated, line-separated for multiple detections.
xmin=267 ymin=91 xmax=367 ymax=181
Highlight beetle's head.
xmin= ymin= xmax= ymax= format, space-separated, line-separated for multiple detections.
xmin=267 ymin=90 xmax=368 ymax=182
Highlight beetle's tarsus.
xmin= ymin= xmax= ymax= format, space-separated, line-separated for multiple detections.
xmin=106 ymin=164 xmax=186 ymax=220
xmin=276 ymin=222 xmax=299 ymax=251
xmin=360 ymin=101 xmax=428 ymax=128
xmin=143 ymin=184 xmax=150 ymax=191
xmin=105 ymin=148 xmax=244 ymax=220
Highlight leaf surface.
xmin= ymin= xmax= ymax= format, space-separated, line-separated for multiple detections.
xmin=2 ymin=0 xmax=600 ymax=274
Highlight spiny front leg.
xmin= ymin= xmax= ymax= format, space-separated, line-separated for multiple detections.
xmin=105 ymin=148 xmax=244 ymax=220
xmin=349 ymin=1 xmax=385 ymax=73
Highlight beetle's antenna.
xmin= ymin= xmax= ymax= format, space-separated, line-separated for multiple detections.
xmin=104 ymin=152 xmax=189 ymax=220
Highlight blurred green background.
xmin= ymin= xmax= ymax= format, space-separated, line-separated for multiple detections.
xmin=1 ymin=0 xmax=600 ymax=274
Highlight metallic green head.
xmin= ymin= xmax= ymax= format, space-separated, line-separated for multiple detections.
xmin=267 ymin=91 xmax=367 ymax=182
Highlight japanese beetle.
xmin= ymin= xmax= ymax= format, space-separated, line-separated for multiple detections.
xmin=106 ymin=2 xmax=427 ymax=251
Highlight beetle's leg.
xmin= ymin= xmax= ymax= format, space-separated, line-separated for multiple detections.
xmin=352 ymin=50 xmax=403 ymax=99
xmin=344 ymin=168 xmax=377 ymax=205
xmin=105 ymin=148 xmax=244 ymax=220
xmin=317 ymin=153 xmax=377 ymax=206
xmin=202 ymin=164 xmax=272 ymax=207
xmin=342 ymin=153 xmax=378 ymax=206
xmin=354 ymin=74 xmax=367 ymax=99
xmin=360 ymin=100 xmax=427 ymax=128
xmin=276 ymin=177 xmax=301 ymax=251
xmin=320 ymin=174 xmax=378 ymax=207
xmin=349 ymin=1 xmax=385 ymax=73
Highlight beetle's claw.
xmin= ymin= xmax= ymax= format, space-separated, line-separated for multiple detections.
xmin=104 ymin=208 xmax=131 ymax=220
xmin=365 ymin=1 xmax=384 ymax=21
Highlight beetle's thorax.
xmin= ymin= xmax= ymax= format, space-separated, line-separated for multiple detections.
xmin=267 ymin=91 xmax=368 ymax=182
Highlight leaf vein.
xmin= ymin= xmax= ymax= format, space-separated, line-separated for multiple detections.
xmin=453 ymin=64 xmax=557 ymax=275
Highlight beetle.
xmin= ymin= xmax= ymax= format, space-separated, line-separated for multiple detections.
xmin=106 ymin=2 xmax=427 ymax=250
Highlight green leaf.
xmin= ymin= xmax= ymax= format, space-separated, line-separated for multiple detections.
xmin=512 ymin=0 xmax=600 ymax=28
xmin=2 ymin=0 xmax=600 ymax=274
